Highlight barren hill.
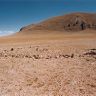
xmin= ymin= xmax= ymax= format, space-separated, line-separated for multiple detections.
xmin=19 ymin=12 xmax=96 ymax=33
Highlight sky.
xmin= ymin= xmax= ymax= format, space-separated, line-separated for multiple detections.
xmin=0 ymin=0 xmax=96 ymax=36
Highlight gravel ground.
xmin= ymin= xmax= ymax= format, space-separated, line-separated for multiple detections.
xmin=0 ymin=39 xmax=96 ymax=96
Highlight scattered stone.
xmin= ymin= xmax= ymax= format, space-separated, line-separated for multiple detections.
xmin=36 ymin=48 xmax=39 ymax=51
xmin=4 ymin=50 xmax=7 ymax=52
xmin=25 ymin=55 xmax=32 ymax=58
xmin=90 ymin=49 xmax=96 ymax=51
xmin=87 ymin=84 xmax=96 ymax=88
xmin=4 ymin=55 xmax=7 ymax=57
xmin=63 ymin=55 xmax=70 ymax=58
xmin=25 ymin=55 xmax=29 ymax=58
xmin=42 ymin=48 xmax=48 ymax=51
xmin=71 ymin=54 xmax=74 ymax=58
xmin=10 ymin=48 xmax=14 ymax=51
xmin=84 ymin=51 xmax=96 ymax=56
xmin=11 ymin=55 xmax=15 ymax=57
xmin=45 ymin=55 xmax=52 ymax=59
xmin=33 ymin=55 xmax=40 ymax=59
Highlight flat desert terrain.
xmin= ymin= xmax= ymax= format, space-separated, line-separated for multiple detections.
xmin=0 ymin=30 xmax=96 ymax=96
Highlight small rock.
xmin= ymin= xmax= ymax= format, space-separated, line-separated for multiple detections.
xmin=10 ymin=48 xmax=14 ymax=51
xmin=33 ymin=55 xmax=40 ymax=59
xmin=71 ymin=54 xmax=74 ymax=58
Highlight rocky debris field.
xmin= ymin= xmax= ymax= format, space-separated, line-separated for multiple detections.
xmin=0 ymin=46 xmax=75 ymax=59
xmin=0 ymin=45 xmax=96 ymax=61
xmin=0 ymin=43 xmax=96 ymax=96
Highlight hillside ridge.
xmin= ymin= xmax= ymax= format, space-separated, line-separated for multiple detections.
xmin=19 ymin=12 xmax=96 ymax=32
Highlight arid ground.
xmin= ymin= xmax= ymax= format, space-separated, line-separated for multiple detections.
xmin=0 ymin=30 xmax=96 ymax=96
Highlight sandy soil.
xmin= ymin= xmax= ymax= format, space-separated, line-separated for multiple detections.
xmin=0 ymin=30 xmax=96 ymax=96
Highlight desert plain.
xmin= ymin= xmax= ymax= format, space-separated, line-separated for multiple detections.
xmin=0 ymin=29 xmax=96 ymax=96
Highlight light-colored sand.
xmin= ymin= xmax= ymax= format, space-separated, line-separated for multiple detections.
xmin=0 ymin=30 xmax=96 ymax=96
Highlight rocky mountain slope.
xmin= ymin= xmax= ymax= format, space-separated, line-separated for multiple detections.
xmin=19 ymin=12 xmax=96 ymax=32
